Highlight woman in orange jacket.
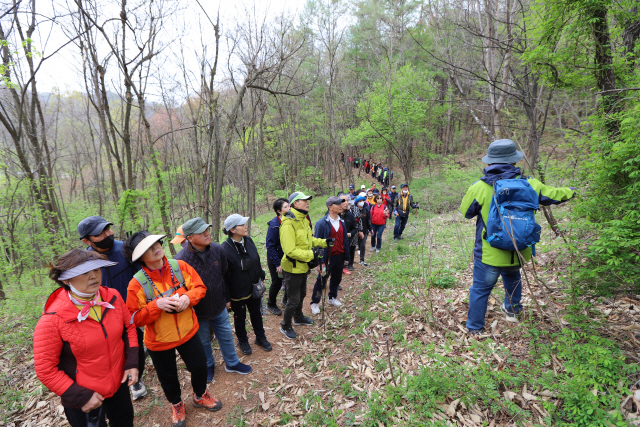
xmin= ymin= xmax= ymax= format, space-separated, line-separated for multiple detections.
xmin=124 ymin=231 xmax=221 ymax=427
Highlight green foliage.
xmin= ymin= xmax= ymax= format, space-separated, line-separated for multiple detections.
xmin=117 ymin=189 xmax=150 ymax=232
xmin=431 ymin=268 xmax=457 ymax=289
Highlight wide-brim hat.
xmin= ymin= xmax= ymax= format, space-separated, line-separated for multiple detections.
xmin=482 ymin=139 xmax=524 ymax=164
xmin=132 ymin=234 xmax=166 ymax=262
xmin=58 ymin=259 xmax=119 ymax=281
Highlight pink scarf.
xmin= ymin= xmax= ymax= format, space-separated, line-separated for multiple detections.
xmin=69 ymin=292 xmax=115 ymax=322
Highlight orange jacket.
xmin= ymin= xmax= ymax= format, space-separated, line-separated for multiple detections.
xmin=34 ymin=287 xmax=138 ymax=409
xmin=126 ymin=257 xmax=206 ymax=351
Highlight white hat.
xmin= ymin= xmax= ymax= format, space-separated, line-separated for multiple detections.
xmin=132 ymin=234 xmax=166 ymax=262
xmin=360 ymin=184 xmax=366 ymax=189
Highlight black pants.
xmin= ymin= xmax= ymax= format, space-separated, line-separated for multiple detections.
xmin=358 ymin=235 xmax=367 ymax=262
xmin=311 ymin=253 xmax=344 ymax=303
xmin=64 ymin=382 xmax=133 ymax=427
xmin=230 ymin=296 xmax=266 ymax=342
xmin=136 ymin=327 xmax=146 ymax=378
xmin=267 ymin=258 xmax=287 ymax=305
xmin=281 ymin=272 xmax=308 ymax=329
xmin=147 ymin=334 xmax=207 ymax=405
xmin=349 ymin=244 xmax=357 ymax=267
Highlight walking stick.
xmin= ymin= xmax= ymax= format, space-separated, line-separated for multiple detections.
xmin=319 ymin=262 xmax=332 ymax=333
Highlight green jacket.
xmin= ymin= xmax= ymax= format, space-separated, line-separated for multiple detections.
xmin=460 ymin=164 xmax=575 ymax=267
xmin=280 ymin=208 xmax=328 ymax=274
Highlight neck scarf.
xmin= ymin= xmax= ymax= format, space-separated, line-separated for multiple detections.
xmin=68 ymin=291 xmax=114 ymax=322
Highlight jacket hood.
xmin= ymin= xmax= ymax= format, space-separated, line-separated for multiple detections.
xmin=267 ymin=216 xmax=281 ymax=228
xmin=480 ymin=164 xmax=522 ymax=186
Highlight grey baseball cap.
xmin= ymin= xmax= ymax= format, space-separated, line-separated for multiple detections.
xmin=224 ymin=214 xmax=250 ymax=231
xmin=77 ymin=216 xmax=113 ymax=239
xmin=325 ymin=196 xmax=343 ymax=207
xmin=482 ymin=139 xmax=524 ymax=164
xmin=182 ymin=217 xmax=210 ymax=236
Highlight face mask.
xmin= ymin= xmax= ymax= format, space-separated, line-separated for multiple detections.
xmin=367 ymin=193 xmax=372 ymax=197
xmin=403 ymin=190 xmax=408 ymax=194
xmin=92 ymin=234 xmax=114 ymax=250
xmin=69 ymin=281 xmax=96 ymax=298
xmin=357 ymin=202 xmax=365 ymax=208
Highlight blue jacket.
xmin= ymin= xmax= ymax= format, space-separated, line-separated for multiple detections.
xmin=87 ymin=239 xmax=140 ymax=301
xmin=265 ymin=216 xmax=285 ymax=267
xmin=314 ymin=214 xmax=350 ymax=264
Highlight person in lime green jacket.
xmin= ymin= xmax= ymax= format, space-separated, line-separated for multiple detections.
xmin=279 ymin=192 xmax=329 ymax=340
xmin=460 ymin=139 xmax=576 ymax=334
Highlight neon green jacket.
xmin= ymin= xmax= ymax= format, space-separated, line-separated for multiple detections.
xmin=279 ymin=208 xmax=328 ymax=274
xmin=460 ymin=164 xmax=575 ymax=267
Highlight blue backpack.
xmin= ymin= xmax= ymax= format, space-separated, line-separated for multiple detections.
xmin=485 ymin=177 xmax=541 ymax=256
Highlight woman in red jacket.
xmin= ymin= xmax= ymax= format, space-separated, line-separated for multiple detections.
xmin=370 ymin=194 xmax=390 ymax=253
xmin=34 ymin=249 xmax=138 ymax=427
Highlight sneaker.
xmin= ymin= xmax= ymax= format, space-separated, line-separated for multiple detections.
xmin=371 ymin=246 xmax=376 ymax=252
xmin=255 ymin=336 xmax=272 ymax=351
xmin=238 ymin=340 xmax=252 ymax=355
xmin=342 ymin=268 xmax=351 ymax=275
xmin=376 ymin=249 xmax=380 ymax=253
xmin=267 ymin=303 xmax=282 ymax=316
xmin=467 ymin=328 xmax=484 ymax=336
xmin=337 ymin=285 xmax=343 ymax=290
xmin=394 ymin=238 xmax=399 ymax=241
xmin=171 ymin=401 xmax=186 ymax=427
xmin=398 ymin=236 xmax=404 ymax=240
xmin=225 ymin=362 xmax=252 ymax=375
xmin=206 ymin=365 xmax=214 ymax=383
xmin=293 ymin=316 xmax=315 ymax=326
xmin=193 ymin=391 xmax=222 ymax=412
xmin=130 ymin=380 xmax=147 ymax=401
xmin=328 ymin=297 xmax=342 ymax=307
xmin=280 ymin=326 xmax=297 ymax=339
xmin=360 ymin=261 xmax=368 ymax=266
xmin=310 ymin=303 xmax=321 ymax=314
xmin=347 ymin=265 xmax=354 ymax=271
xmin=501 ymin=303 xmax=519 ymax=323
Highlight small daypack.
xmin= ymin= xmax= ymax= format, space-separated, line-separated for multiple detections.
xmin=134 ymin=259 xmax=185 ymax=302
xmin=484 ymin=177 xmax=541 ymax=255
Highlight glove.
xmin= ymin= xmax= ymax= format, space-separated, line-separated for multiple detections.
xmin=312 ymin=247 xmax=324 ymax=258
xmin=325 ymin=238 xmax=335 ymax=247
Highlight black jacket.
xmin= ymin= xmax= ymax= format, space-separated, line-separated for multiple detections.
xmin=175 ymin=242 xmax=229 ymax=319
xmin=355 ymin=205 xmax=372 ymax=235
xmin=341 ymin=209 xmax=357 ymax=240
xmin=222 ymin=236 xmax=266 ymax=300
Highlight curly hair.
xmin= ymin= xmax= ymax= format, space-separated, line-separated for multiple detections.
xmin=48 ymin=249 xmax=107 ymax=289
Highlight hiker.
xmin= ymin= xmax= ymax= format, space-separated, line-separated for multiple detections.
xmin=125 ymin=231 xmax=220 ymax=427
xmin=364 ymin=160 xmax=370 ymax=174
xmin=279 ymin=192 xmax=330 ymax=339
xmin=170 ymin=225 xmax=188 ymax=248
xmin=389 ymin=185 xmax=399 ymax=210
xmin=338 ymin=193 xmax=357 ymax=276
xmin=371 ymin=182 xmax=379 ymax=194
xmin=175 ymin=218 xmax=252 ymax=383
xmin=78 ymin=215 xmax=147 ymax=401
xmin=461 ymin=139 xmax=576 ymax=334
xmin=310 ymin=196 xmax=350 ymax=314
xmin=371 ymin=163 xmax=377 ymax=179
xmin=377 ymin=166 xmax=384 ymax=184
xmin=393 ymin=183 xmax=417 ymax=241
xmin=366 ymin=188 xmax=376 ymax=206
xmin=266 ymin=198 xmax=290 ymax=314
xmin=383 ymin=168 xmax=390 ymax=187
xmin=347 ymin=184 xmax=357 ymax=200
xmin=370 ymin=194 xmax=390 ymax=253
xmin=381 ymin=187 xmax=391 ymax=211
xmin=221 ymin=214 xmax=272 ymax=355
xmin=34 ymin=249 xmax=138 ymax=427
xmin=353 ymin=195 xmax=372 ymax=266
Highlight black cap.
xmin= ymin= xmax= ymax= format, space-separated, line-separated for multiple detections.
xmin=77 ymin=216 xmax=113 ymax=239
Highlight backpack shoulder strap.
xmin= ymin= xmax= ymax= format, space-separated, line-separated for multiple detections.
xmin=168 ymin=259 xmax=184 ymax=286
xmin=134 ymin=270 xmax=155 ymax=303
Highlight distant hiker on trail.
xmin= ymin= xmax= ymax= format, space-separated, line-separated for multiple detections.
xmin=170 ymin=225 xmax=188 ymax=248
xmin=393 ymin=183 xmax=417 ymax=241
xmin=338 ymin=193 xmax=357 ymax=275
xmin=34 ymin=249 xmax=138 ymax=427
xmin=370 ymin=194 xmax=390 ymax=253
xmin=266 ymin=198 xmax=290 ymax=314
xmin=365 ymin=160 xmax=370 ymax=174
xmin=175 ymin=217 xmax=252 ymax=383
xmin=124 ymin=231 xmax=221 ymax=427
xmin=381 ymin=187 xmax=391 ymax=213
xmin=221 ymin=214 xmax=272 ymax=355
xmin=460 ymin=139 xmax=576 ymax=335
xmin=78 ymin=215 xmax=147 ymax=401
xmin=279 ymin=192 xmax=329 ymax=340
xmin=383 ymin=168 xmax=390 ymax=186
xmin=310 ymin=196 xmax=350 ymax=314
xmin=389 ymin=185 xmax=399 ymax=211
xmin=347 ymin=184 xmax=357 ymax=200
xmin=354 ymin=195 xmax=372 ymax=266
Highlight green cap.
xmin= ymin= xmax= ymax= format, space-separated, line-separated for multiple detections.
xmin=182 ymin=217 xmax=210 ymax=236
xmin=288 ymin=192 xmax=313 ymax=204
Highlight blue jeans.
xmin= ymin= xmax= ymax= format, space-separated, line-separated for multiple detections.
xmin=393 ymin=215 xmax=408 ymax=238
xmin=370 ymin=224 xmax=386 ymax=249
xmin=466 ymin=259 xmax=522 ymax=331
xmin=197 ymin=308 xmax=240 ymax=368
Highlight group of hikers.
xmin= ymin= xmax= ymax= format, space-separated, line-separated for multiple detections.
xmin=32 ymin=139 xmax=575 ymax=427
xmin=342 ymin=153 xmax=394 ymax=187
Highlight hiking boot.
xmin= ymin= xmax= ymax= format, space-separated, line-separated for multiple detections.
xmin=206 ymin=365 xmax=214 ymax=383
xmin=467 ymin=328 xmax=484 ymax=336
xmin=255 ymin=336 xmax=272 ymax=351
xmin=360 ymin=261 xmax=368 ymax=266
xmin=193 ymin=391 xmax=222 ymax=412
xmin=293 ymin=316 xmax=315 ymax=326
xmin=347 ymin=265 xmax=354 ymax=271
xmin=328 ymin=297 xmax=342 ymax=307
xmin=310 ymin=303 xmax=320 ymax=315
xmin=130 ymin=380 xmax=147 ymax=401
xmin=238 ymin=340 xmax=252 ymax=355
xmin=171 ymin=401 xmax=186 ymax=427
xmin=398 ymin=236 xmax=404 ymax=240
xmin=501 ymin=303 xmax=519 ymax=323
xmin=342 ymin=268 xmax=351 ymax=275
xmin=280 ymin=326 xmax=297 ymax=339
xmin=267 ymin=303 xmax=282 ymax=316
xmin=225 ymin=362 xmax=252 ymax=375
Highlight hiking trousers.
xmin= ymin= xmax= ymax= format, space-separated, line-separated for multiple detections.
xmin=393 ymin=215 xmax=408 ymax=238
xmin=281 ymin=272 xmax=308 ymax=329
xmin=267 ymin=258 xmax=287 ymax=305
xmin=64 ymin=382 xmax=133 ymax=427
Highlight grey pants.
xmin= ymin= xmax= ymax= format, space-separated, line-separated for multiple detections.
xmin=281 ymin=271 xmax=308 ymax=329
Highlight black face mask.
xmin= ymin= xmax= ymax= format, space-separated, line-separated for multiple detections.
xmin=92 ymin=234 xmax=114 ymax=250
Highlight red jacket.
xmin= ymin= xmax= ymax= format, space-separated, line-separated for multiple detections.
xmin=370 ymin=204 xmax=389 ymax=225
xmin=34 ymin=286 xmax=138 ymax=409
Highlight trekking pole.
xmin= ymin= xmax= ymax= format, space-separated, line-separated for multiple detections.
xmin=319 ymin=263 xmax=332 ymax=333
